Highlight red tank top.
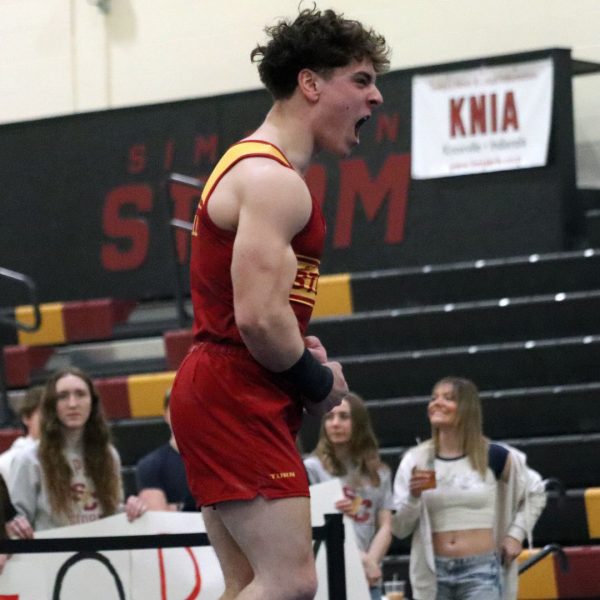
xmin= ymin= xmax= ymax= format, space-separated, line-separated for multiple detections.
xmin=189 ymin=140 xmax=326 ymax=345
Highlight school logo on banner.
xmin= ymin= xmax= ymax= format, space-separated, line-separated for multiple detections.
xmin=411 ymin=58 xmax=553 ymax=178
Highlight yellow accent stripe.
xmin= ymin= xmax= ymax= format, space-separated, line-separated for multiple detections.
xmin=16 ymin=303 xmax=66 ymax=346
xmin=128 ymin=372 xmax=176 ymax=418
xmin=312 ymin=273 xmax=353 ymax=318
xmin=584 ymin=487 xmax=600 ymax=538
xmin=201 ymin=141 xmax=290 ymax=203
xmin=517 ymin=549 xmax=558 ymax=599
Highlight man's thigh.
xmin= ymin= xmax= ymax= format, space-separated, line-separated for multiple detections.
xmin=216 ymin=495 xmax=314 ymax=576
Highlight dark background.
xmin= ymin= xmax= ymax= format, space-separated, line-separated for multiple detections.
xmin=0 ymin=48 xmax=581 ymax=307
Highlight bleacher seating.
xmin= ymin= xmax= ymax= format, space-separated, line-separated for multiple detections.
xmin=1 ymin=246 xmax=600 ymax=598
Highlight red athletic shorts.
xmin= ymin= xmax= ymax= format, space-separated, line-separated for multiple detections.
xmin=169 ymin=342 xmax=310 ymax=506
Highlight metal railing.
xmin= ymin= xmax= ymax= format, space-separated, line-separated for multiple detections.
xmin=163 ymin=173 xmax=201 ymax=329
xmin=518 ymin=543 xmax=569 ymax=575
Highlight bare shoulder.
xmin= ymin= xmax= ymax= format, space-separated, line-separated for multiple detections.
xmin=233 ymin=157 xmax=312 ymax=234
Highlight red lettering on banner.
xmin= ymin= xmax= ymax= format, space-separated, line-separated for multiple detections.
xmin=375 ymin=113 xmax=400 ymax=142
xmin=128 ymin=144 xmax=146 ymax=174
xmin=158 ymin=547 xmax=201 ymax=599
xmin=470 ymin=95 xmax=486 ymax=134
xmin=450 ymin=91 xmax=519 ymax=137
xmin=502 ymin=91 xmax=519 ymax=131
xmin=450 ymin=98 xmax=466 ymax=136
xmin=335 ymin=154 xmax=410 ymax=248
xmin=0 ymin=595 xmax=19 ymax=599
xmin=305 ymin=164 xmax=327 ymax=208
xmin=193 ymin=135 xmax=218 ymax=164
xmin=101 ymin=184 xmax=153 ymax=271
xmin=170 ymin=182 xmax=201 ymax=263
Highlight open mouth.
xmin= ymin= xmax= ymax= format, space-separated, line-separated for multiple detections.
xmin=355 ymin=115 xmax=370 ymax=136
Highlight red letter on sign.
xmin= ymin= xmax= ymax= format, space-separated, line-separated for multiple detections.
xmin=502 ymin=91 xmax=519 ymax=131
xmin=101 ymin=184 xmax=153 ymax=271
xmin=335 ymin=154 xmax=410 ymax=248
xmin=450 ymin=98 xmax=466 ymax=137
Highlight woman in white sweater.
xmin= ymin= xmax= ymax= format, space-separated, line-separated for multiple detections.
xmin=7 ymin=367 xmax=146 ymax=537
xmin=392 ymin=377 xmax=547 ymax=600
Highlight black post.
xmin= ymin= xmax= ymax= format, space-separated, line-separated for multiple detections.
xmin=324 ymin=513 xmax=346 ymax=600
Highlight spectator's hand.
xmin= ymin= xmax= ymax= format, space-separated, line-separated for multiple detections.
xmin=0 ymin=554 xmax=10 ymax=575
xmin=501 ymin=535 xmax=522 ymax=565
xmin=6 ymin=515 xmax=34 ymax=539
xmin=334 ymin=497 xmax=354 ymax=515
xmin=361 ymin=553 xmax=382 ymax=586
xmin=409 ymin=466 xmax=433 ymax=499
xmin=304 ymin=336 xmax=328 ymax=364
xmin=125 ymin=495 xmax=147 ymax=522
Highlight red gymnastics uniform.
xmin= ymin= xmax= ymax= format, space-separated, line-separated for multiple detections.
xmin=170 ymin=140 xmax=326 ymax=507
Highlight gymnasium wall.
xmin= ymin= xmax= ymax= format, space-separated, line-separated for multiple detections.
xmin=1 ymin=0 xmax=599 ymax=186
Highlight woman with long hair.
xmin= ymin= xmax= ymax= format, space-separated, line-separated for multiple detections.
xmin=392 ymin=377 xmax=547 ymax=600
xmin=7 ymin=367 xmax=146 ymax=537
xmin=304 ymin=392 xmax=394 ymax=600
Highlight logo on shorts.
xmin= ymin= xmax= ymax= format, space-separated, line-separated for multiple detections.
xmin=270 ymin=471 xmax=297 ymax=480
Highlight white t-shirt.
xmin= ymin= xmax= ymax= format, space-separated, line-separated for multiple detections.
xmin=304 ymin=455 xmax=395 ymax=552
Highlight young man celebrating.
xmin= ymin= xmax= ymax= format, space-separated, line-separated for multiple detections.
xmin=170 ymin=7 xmax=389 ymax=599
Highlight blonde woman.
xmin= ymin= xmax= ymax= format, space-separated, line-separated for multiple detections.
xmin=7 ymin=367 xmax=146 ymax=537
xmin=304 ymin=392 xmax=394 ymax=600
xmin=392 ymin=377 xmax=547 ymax=600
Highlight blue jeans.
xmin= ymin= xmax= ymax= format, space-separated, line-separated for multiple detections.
xmin=434 ymin=551 xmax=502 ymax=600
xmin=369 ymin=586 xmax=382 ymax=600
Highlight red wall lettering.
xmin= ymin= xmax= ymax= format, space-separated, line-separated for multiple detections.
xmin=305 ymin=163 xmax=327 ymax=208
xmin=128 ymin=144 xmax=146 ymax=174
xmin=164 ymin=139 xmax=175 ymax=170
xmin=170 ymin=182 xmax=201 ymax=264
xmin=335 ymin=154 xmax=410 ymax=248
xmin=375 ymin=113 xmax=400 ymax=142
xmin=193 ymin=135 xmax=218 ymax=164
xmin=502 ymin=91 xmax=519 ymax=131
xmin=101 ymin=184 xmax=153 ymax=271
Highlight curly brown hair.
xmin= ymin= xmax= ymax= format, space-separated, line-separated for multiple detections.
xmin=251 ymin=6 xmax=390 ymax=99
xmin=314 ymin=392 xmax=386 ymax=486
xmin=39 ymin=367 xmax=121 ymax=519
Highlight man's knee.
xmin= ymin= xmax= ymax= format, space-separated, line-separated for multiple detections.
xmin=283 ymin=568 xmax=318 ymax=600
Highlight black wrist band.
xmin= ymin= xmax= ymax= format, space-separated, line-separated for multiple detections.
xmin=281 ymin=348 xmax=334 ymax=403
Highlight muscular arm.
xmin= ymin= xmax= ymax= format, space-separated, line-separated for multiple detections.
xmin=231 ymin=161 xmax=312 ymax=371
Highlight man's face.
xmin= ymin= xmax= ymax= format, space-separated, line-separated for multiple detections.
xmin=313 ymin=58 xmax=384 ymax=157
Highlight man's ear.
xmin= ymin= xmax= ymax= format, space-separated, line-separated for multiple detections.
xmin=297 ymin=68 xmax=320 ymax=102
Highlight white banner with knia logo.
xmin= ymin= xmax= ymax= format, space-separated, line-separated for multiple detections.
xmin=411 ymin=58 xmax=553 ymax=178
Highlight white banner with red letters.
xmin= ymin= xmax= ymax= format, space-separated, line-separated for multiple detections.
xmin=411 ymin=58 xmax=553 ymax=178
xmin=0 ymin=479 xmax=368 ymax=599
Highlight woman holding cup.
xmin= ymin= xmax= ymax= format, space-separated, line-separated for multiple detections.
xmin=392 ymin=377 xmax=547 ymax=600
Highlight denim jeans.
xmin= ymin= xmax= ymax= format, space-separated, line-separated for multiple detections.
xmin=369 ymin=585 xmax=382 ymax=600
xmin=434 ymin=551 xmax=502 ymax=600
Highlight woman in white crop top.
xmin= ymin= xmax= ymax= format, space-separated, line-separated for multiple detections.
xmin=392 ymin=377 xmax=547 ymax=600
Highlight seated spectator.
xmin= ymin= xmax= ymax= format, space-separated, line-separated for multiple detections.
xmin=304 ymin=392 xmax=394 ymax=600
xmin=0 ymin=385 xmax=43 ymax=482
xmin=392 ymin=376 xmax=547 ymax=600
xmin=7 ymin=367 xmax=146 ymax=538
xmin=0 ymin=474 xmax=16 ymax=574
xmin=135 ymin=389 xmax=196 ymax=511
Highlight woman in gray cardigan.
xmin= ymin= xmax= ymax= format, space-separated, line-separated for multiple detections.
xmin=392 ymin=377 xmax=547 ymax=600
